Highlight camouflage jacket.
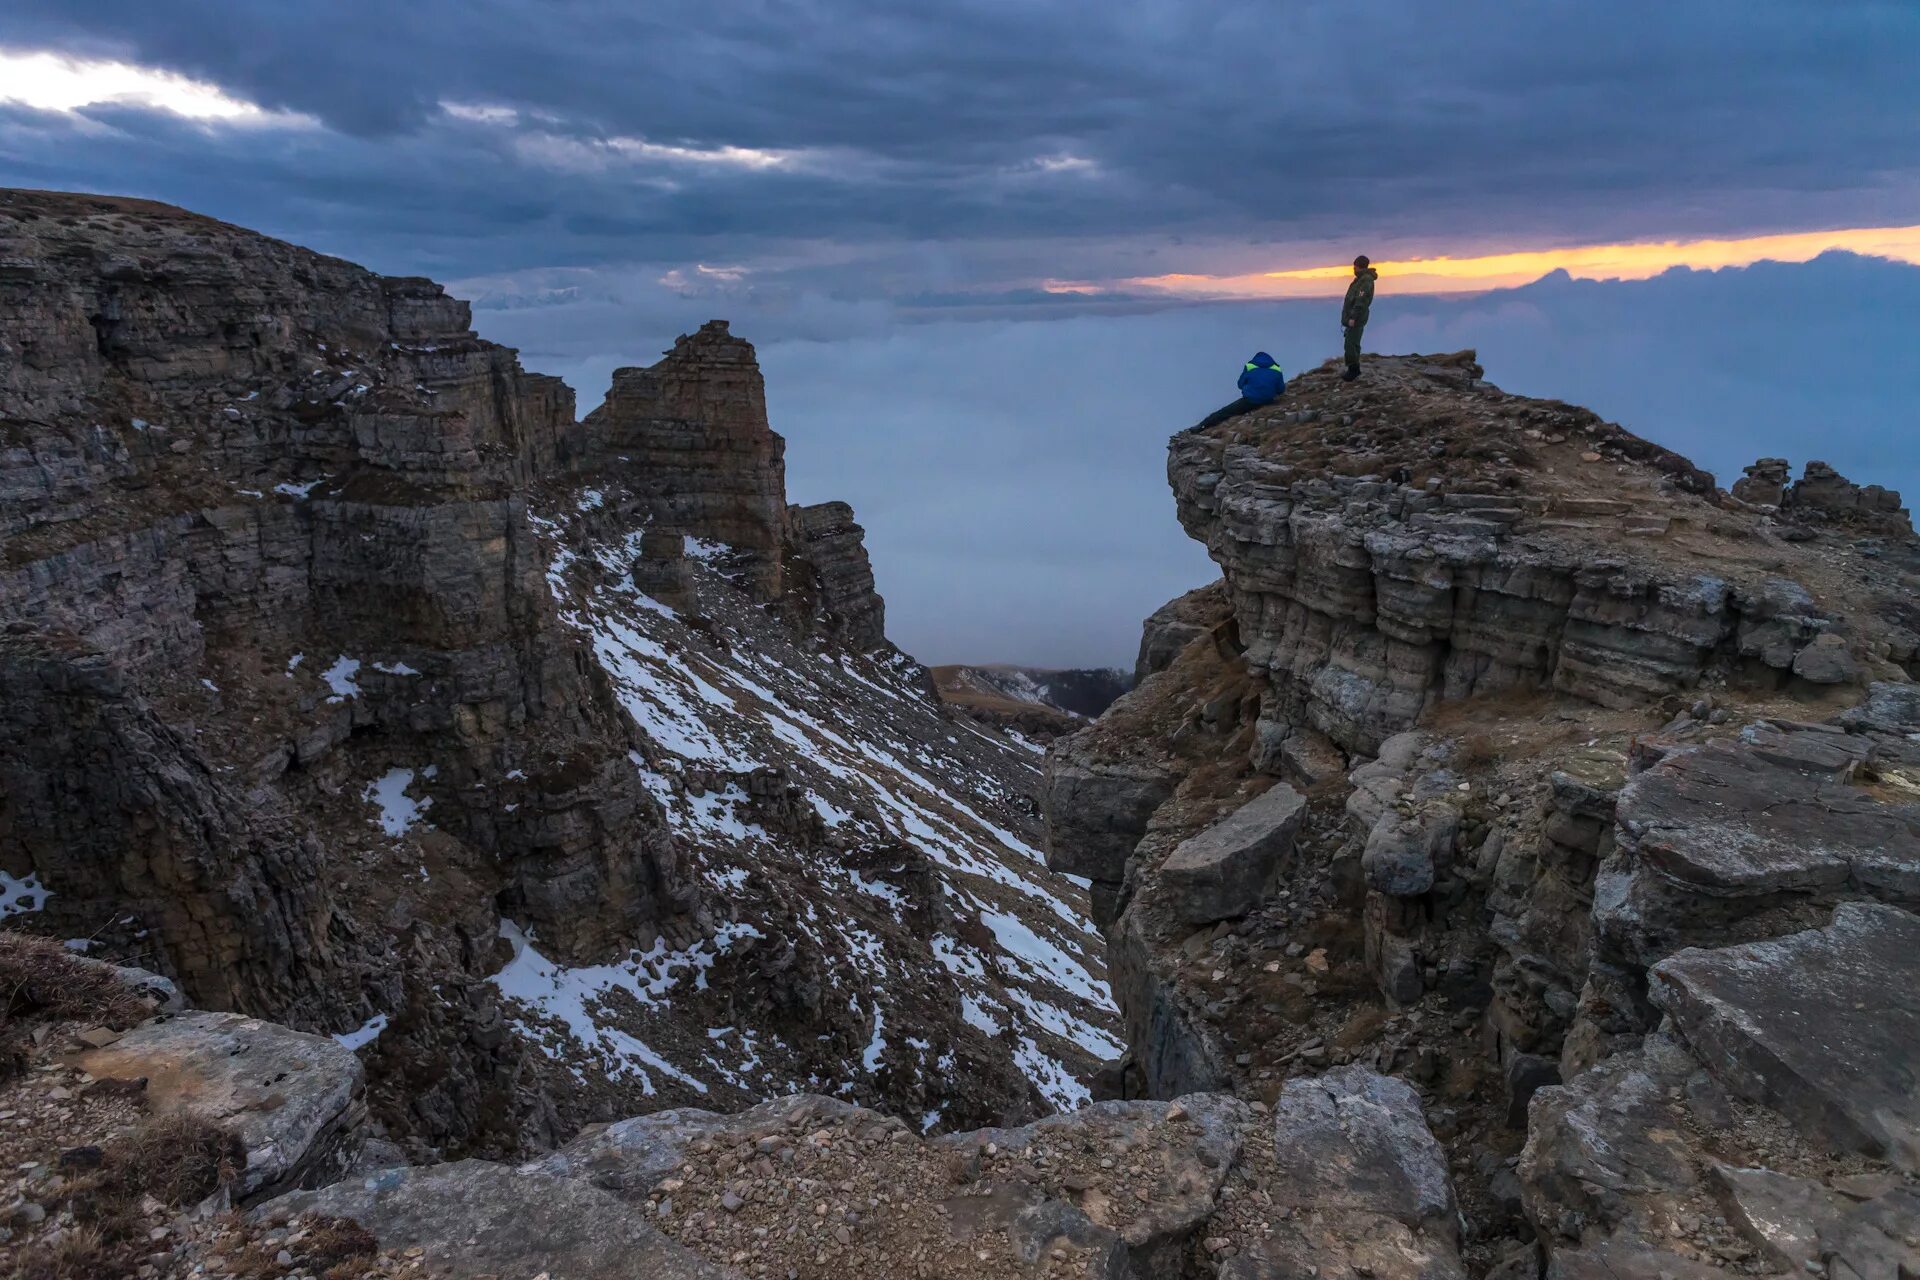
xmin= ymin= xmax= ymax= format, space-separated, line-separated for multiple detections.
xmin=1342 ymin=268 xmax=1377 ymax=326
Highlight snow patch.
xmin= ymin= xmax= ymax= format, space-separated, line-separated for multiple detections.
xmin=322 ymin=656 xmax=362 ymax=701
xmin=333 ymin=1014 xmax=389 ymax=1051
xmin=364 ymin=768 xmax=432 ymax=837
xmin=0 ymin=871 xmax=51 ymax=918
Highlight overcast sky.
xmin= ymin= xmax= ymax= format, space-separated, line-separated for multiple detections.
xmin=3 ymin=3 xmax=1917 ymax=665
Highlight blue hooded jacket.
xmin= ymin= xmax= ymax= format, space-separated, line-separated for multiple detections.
xmin=1238 ymin=352 xmax=1285 ymax=404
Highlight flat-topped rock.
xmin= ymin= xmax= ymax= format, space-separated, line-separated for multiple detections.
xmin=527 ymin=1093 xmax=867 ymax=1195
xmin=1159 ymin=783 xmax=1306 ymax=922
xmin=258 ymin=1161 xmax=726 ymax=1280
xmin=74 ymin=1010 xmax=367 ymax=1201
xmin=1650 ymin=902 xmax=1920 ymax=1170
xmin=1595 ymin=730 xmax=1920 ymax=969
xmin=1710 ymin=1164 xmax=1920 ymax=1276
xmin=942 ymin=1092 xmax=1251 ymax=1276
xmin=529 ymin=1091 xmax=1253 ymax=1279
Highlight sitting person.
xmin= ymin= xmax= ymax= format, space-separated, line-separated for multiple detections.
xmin=1188 ymin=351 xmax=1285 ymax=432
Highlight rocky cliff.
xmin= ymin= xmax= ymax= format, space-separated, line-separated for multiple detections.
xmin=1047 ymin=351 xmax=1920 ymax=1276
xmin=0 ymin=190 xmax=1114 ymax=1160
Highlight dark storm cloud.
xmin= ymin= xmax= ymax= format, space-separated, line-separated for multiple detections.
xmin=4 ymin=0 xmax=1918 ymax=287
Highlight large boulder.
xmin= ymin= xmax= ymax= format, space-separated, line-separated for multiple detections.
xmin=1709 ymin=1164 xmax=1920 ymax=1277
xmin=1158 ymin=783 xmax=1307 ymax=923
xmin=1649 ymin=902 xmax=1920 ymax=1170
xmin=258 ymin=1161 xmax=726 ymax=1279
xmin=73 ymin=1010 xmax=367 ymax=1201
xmin=1219 ymin=1067 xmax=1465 ymax=1280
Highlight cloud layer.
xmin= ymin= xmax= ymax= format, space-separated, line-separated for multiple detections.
xmin=530 ymin=252 xmax=1909 ymax=669
xmin=4 ymin=1 xmax=1918 ymax=294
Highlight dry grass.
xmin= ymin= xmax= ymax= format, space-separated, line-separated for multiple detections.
xmin=6 ymin=1223 xmax=121 ymax=1280
xmin=229 ymin=1216 xmax=379 ymax=1280
xmin=1418 ymin=684 xmax=1557 ymax=735
xmin=8 ymin=1116 xmax=245 ymax=1280
xmin=0 ymin=933 xmax=152 ymax=1030
xmin=94 ymin=1113 xmax=245 ymax=1207
xmin=1451 ymin=731 xmax=1503 ymax=771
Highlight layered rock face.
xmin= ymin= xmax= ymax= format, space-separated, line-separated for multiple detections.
xmin=1168 ymin=354 xmax=1914 ymax=761
xmin=1 ymin=193 xmax=684 ymax=1153
xmin=584 ymin=321 xmax=791 ymax=597
xmin=0 ymin=190 xmax=1085 ymax=1158
xmin=786 ymin=500 xmax=888 ymax=651
xmin=1048 ymin=351 xmax=1920 ymax=1276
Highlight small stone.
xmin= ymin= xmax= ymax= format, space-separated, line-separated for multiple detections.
xmin=721 ymin=1191 xmax=745 ymax=1213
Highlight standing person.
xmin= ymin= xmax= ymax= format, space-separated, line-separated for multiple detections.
xmin=1187 ymin=351 xmax=1285 ymax=432
xmin=1341 ymin=255 xmax=1377 ymax=381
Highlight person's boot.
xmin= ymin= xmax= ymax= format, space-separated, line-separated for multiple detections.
xmin=1342 ymin=365 xmax=1360 ymax=382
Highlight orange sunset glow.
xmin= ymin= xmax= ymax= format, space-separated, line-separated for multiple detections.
xmin=1128 ymin=224 xmax=1920 ymax=299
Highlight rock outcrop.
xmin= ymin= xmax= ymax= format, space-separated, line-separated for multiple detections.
xmin=74 ymin=1010 xmax=370 ymax=1201
xmin=260 ymin=1068 xmax=1465 ymax=1280
xmin=1733 ymin=455 xmax=1911 ymax=535
xmin=584 ymin=320 xmax=791 ymax=597
xmin=786 ymin=500 xmax=889 ymax=651
xmin=1047 ymin=350 xmax=1920 ymax=1276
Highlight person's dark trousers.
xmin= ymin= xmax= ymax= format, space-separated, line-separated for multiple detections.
xmin=1190 ymin=396 xmax=1257 ymax=432
xmin=1343 ymin=324 xmax=1365 ymax=378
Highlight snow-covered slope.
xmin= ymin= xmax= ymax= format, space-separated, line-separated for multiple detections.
xmin=508 ymin=489 xmax=1122 ymax=1126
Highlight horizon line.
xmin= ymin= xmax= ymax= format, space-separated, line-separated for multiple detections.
xmin=1117 ymin=224 xmax=1920 ymax=300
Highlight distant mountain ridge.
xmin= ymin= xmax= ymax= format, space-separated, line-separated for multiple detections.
xmin=931 ymin=664 xmax=1133 ymax=740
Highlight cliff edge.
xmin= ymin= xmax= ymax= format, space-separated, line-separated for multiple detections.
xmin=1047 ymin=350 xmax=1920 ymax=1277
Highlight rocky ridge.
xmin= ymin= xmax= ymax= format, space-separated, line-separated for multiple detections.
xmin=1046 ymin=352 xmax=1920 ymax=1276
xmin=0 ymin=189 xmax=1114 ymax=1159
xmin=934 ymin=665 xmax=1135 ymax=741
xmin=0 ymin=946 xmax=1476 ymax=1280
